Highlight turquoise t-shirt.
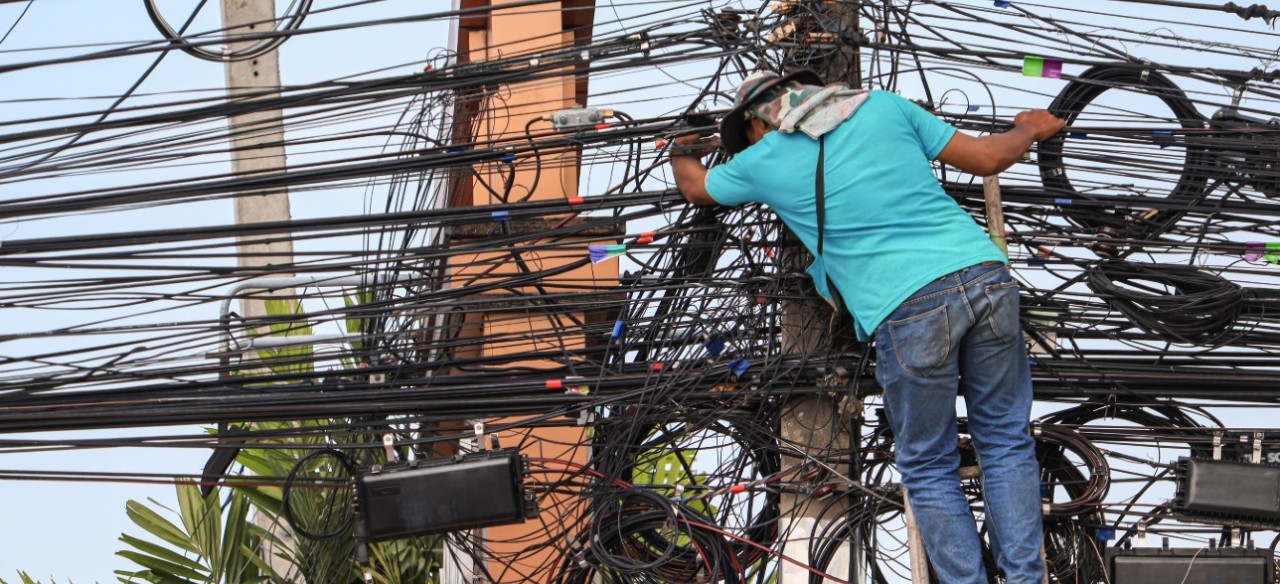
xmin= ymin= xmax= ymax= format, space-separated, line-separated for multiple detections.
xmin=705 ymin=90 xmax=1006 ymax=341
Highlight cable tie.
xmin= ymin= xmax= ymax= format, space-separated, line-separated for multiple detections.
xmin=1030 ymin=244 xmax=1052 ymax=267
xmin=529 ymin=57 xmax=539 ymax=67
xmin=729 ymin=484 xmax=747 ymax=494
xmin=567 ymin=196 xmax=585 ymax=205
xmin=611 ymin=320 xmax=625 ymax=339
xmin=589 ymin=244 xmax=627 ymax=263
xmin=1022 ymin=55 xmax=1062 ymax=79
xmin=546 ymin=379 xmax=563 ymax=390
xmin=580 ymin=50 xmax=590 ymax=60
xmin=703 ymin=337 xmax=725 ymax=358
xmin=491 ymin=210 xmax=510 ymax=221
xmin=1245 ymin=241 xmax=1265 ymax=262
xmin=1053 ymin=198 xmax=1072 ymax=206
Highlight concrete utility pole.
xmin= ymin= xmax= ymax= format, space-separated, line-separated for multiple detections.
xmin=221 ymin=0 xmax=294 ymax=320
xmin=219 ymin=1 xmax=296 ymax=577
xmin=777 ymin=2 xmax=863 ymax=581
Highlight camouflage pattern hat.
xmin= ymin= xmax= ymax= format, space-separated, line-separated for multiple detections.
xmin=720 ymin=69 xmax=824 ymax=155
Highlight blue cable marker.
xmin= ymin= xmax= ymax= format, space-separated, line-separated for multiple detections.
xmin=704 ymin=337 xmax=725 ymax=357
xmin=491 ymin=210 xmax=510 ymax=221
xmin=611 ymin=320 xmax=625 ymax=339
xmin=1153 ymin=130 xmax=1174 ymax=148
xmin=500 ymin=152 xmax=516 ymax=162
xmin=994 ymin=0 xmax=1011 ymax=7
xmin=1053 ymin=198 xmax=1073 ymax=206
xmin=1096 ymin=527 xmax=1116 ymax=541
xmin=967 ymin=104 xmax=980 ymax=112
xmin=729 ymin=358 xmax=751 ymax=377
xmin=1040 ymin=483 xmax=1051 ymax=498
xmin=1068 ymin=132 xmax=1087 ymax=140
xmin=446 ymin=146 xmax=465 ymax=153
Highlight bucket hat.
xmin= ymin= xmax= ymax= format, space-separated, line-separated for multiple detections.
xmin=720 ymin=69 xmax=824 ymax=155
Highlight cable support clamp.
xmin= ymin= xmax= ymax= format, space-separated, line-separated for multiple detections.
xmin=382 ymin=434 xmax=397 ymax=462
xmin=472 ymin=420 xmax=486 ymax=452
xmin=1253 ymin=431 xmax=1264 ymax=463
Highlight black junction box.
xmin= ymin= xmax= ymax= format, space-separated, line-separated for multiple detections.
xmin=1175 ymin=457 xmax=1280 ymax=526
xmin=356 ymin=449 xmax=533 ymax=541
xmin=1106 ymin=547 xmax=1274 ymax=584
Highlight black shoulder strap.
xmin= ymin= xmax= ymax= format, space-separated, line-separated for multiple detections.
xmin=816 ymin=135 xmax=826 ymax=256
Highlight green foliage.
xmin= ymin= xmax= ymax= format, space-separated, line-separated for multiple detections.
xmin=1 ymin=572 xmax=55 ymax=584
xmin=342 ymin=287 xmax=375 ymax=355
xmin=115 ymin=485 xmax=283 ymax=583
xmin=234 ymin=422 xmax=442 ymax=583
xmin=107 ymin=293 xmax=441 ymax=583
xmin=255 ymin=299 xmax=314 ymax=378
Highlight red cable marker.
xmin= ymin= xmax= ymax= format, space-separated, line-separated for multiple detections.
xmin=567 ymin=196 xmax=584 ymax=205
xmin=729 ymin=484 xmax=747 ymax=494
xmin=545 ymin=379 xmax=563 ymax=390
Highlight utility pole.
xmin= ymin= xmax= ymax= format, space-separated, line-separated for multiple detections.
xmin=221 ymin=0 xmax=294 ymax=320
xmin=220 ymin=1 xmax=295 ymax=577
xmin=777 ymin=2 xmax=864 ymax=582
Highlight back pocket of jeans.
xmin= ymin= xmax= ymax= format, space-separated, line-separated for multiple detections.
xmin=886 ymin=305 xmax=950 ymax=377
xmin=983 ymin=281 xmax=1020 ymax=344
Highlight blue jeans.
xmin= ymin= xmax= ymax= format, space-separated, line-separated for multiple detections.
xmin=875 ymin=262 xmax=1044 ymax=584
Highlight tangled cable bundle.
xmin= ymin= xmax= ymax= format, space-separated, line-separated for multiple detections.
xmin=5 ymin=1 xmax=1280 ymax=582
xmin=1086 ymin=259 xmax=1266 ymax=346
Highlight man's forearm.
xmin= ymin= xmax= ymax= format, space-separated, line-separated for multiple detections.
xmin=982 ymin=125 xmax=1038 ymax=175
xmin=670 ymin=154 xmax=716 ymax=205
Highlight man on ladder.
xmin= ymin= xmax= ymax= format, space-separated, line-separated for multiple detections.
xmin=670 ymin=69 xmax=1063 ymax=584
